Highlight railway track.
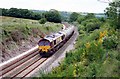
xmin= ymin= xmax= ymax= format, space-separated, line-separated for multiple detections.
xmin=0 ymin=26 xmax=78 ymax=78
xmin=0 ymin=50 xmax=47 ymax=78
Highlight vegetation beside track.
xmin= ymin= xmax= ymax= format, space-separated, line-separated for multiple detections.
xmin=38 ymin=21 xmax=119 ymax=78
xmin=38 ymin=1 xmax=120 ymax=77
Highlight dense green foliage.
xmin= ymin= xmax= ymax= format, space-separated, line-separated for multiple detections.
xmin=76 ymin=13 xmax=102 ymax=33
xmin=81 ymin=18 xmax=102 ymax=32
xmin=37 ymin=1 xmax=119 ymax=77
xmin=60 ymin=11 xmax=71 ymax=22
xmin=1 ymin=8 xmax=62 ymax=23
xmin=105 ymin=1 xmax=120 ymax=29
xmin=1 ymin=8 xmax=42 ymax=20
xmin=69 ymin=12 xmax=79 ymax=22
xmin=45 ymin=9 xmax=61 ymax=23
xmin=84 ymin=13 xmax=95 ymax=20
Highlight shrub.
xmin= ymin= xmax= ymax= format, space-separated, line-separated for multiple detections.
xmin=79 ymin=30 xmax=85 ymax=34
xmin=77 ymin=16 xmax=85 ymax=24
xmin=84 ymin=41 xmax=105 ymax=62
xmin=81 ymin=21 xmax=87 ymax=26
xmin=39 ymin=18 xmax=47 ymax=24
xmin=80 ymin=18 xmax=102 ymax=32
xmin=85 ymin=22 xmax=101 ymax=32
xmin=103 ymin=35 xmax=118 ymax=49
xmin=116 ymin=53 xmax=120 ymax=61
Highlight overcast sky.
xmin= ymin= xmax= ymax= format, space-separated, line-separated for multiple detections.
xmin=0 ymin=0 xmax=110 ymax=13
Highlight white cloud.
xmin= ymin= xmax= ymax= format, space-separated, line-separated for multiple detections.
xmin=0 ymin=0 xmax=109 ymax=13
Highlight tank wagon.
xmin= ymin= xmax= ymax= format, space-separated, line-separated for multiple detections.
xmin=38 ymin=25 xmax=74 ymax=56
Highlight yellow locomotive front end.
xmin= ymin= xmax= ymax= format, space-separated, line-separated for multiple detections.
xmin=39 ymin=46 xmax=50 ymax=52
xmin=38 ymin=39 xmax=51 ymax=53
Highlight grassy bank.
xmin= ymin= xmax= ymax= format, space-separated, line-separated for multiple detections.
xmin=1 ymin=16 xmax=62 ymax=42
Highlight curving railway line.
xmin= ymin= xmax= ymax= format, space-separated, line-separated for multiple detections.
xmin=0 ymin=24 xmax=78 ymax=78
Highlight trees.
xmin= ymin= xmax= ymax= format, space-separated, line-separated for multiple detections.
xmin=77 ymin=13 xmax=102 ymax=32
xmin=8 ymin=8 xmax=19 ymax=17
xmin=77 ymin=15 xmax=85 ymax=24
xmin=1 ymin=8 xmax=42 ymax=20
xmin=84 ymin=13 xmax=95 ymax=20
xmin=69 ymin=12 xmax=79 ymax=22
xmin=1 ymin=8 xmax=62 ymax=23
xmin=82 ymin=18 xmax=101 ymax=32
xmin=105 ymin=1 xmax=120 ymax=29
xmin=45 ymin=9 xmax=61 ymax=23
xmin=1 ymin=8 xmax=9 ymax=16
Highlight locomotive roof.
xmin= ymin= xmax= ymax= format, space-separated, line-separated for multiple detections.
xmin=43 ymin=26 xmax=74 ymax=42
xmin=44 ymin=31 xmax=64 ymax=42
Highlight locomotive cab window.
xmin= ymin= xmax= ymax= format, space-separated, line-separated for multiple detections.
xmin=38 ymin=40 xmax=50 ymax=46
xmin=44 ymin=41 xmax=50 ymax=45
xmin=38 ymin=41 xmax=44 ymax=46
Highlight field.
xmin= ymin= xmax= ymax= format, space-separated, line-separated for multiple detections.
xmin=0 ymin=16 xmax=63 ymax=62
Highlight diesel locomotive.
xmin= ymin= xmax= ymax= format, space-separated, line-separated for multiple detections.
xmin=38 ymin=24 xmax=74 ymax=56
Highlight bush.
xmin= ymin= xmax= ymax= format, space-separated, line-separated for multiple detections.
xmin=45 ymin=10 xmax=62 ymax=23
xmin=116 ymin=53 xmax=120 ymax=61
xmin=79 ymin=30 xmax=85 ymax=34
xmin=85 ymin=22 xmax=101 ymax=32
xmin=84 ymin=41 xmax=105 ymax=62
xmin=80 ymin=18 xmax=102 ymax=32
xmin=81 ymin=21 xmax=87 ymax=26
xmin=77 ymin=16 xmax=85 ymax=24
xmin=103 ymin=35 xmax=118 ymax=49
xmin=39 ymin=18 xmax=47 ymax=24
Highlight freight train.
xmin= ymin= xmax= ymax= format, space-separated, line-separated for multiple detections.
xmin=38 ymin=24 xmax=74 ymax=56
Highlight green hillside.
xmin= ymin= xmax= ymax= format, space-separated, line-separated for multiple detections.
xmin=1 ymin=16 xmax=62 ymax=42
